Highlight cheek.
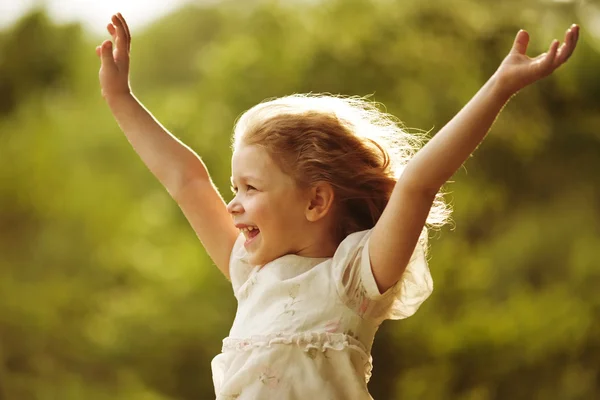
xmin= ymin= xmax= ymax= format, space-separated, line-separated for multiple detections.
xmin=253 ymin=198 xmax=290 ymax=231
xmin=272 ymin=203 xmax=306 ymax=233
xmin=244 ymin=195 xmax=270 ymax=222
xmin=248 ymin=192 xmax=305 ymax=233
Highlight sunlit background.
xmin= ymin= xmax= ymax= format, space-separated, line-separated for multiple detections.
xmin=1 ymin=0 xmax=599 ymax=399
xmin=0 ymin=0 xmax=198 ymax=34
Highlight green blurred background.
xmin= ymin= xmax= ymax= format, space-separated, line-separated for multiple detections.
xmin=1 ymin=0 xmax=599 ymax=399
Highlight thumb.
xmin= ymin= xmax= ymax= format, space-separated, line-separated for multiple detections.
xmin=100 ymin=40 xmax=117 ymax=70
xmin=510 ymin=30 xmax=530 ymax=55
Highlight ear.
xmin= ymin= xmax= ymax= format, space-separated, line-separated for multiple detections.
xmin=305 ymin=181 xmax=335 ymax=222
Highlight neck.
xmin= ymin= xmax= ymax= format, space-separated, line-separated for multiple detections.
xmin=295 ymin=224 xmax=338 ymax=258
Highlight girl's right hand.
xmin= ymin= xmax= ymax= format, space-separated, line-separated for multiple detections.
xmin=96 ymin=13 xmax=131 ymax=100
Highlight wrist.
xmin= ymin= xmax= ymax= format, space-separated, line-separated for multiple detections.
xmin=489 ymin=71 xmax=519 ymax=103
xmin=104 ymin=90 xmax=135 ymax=107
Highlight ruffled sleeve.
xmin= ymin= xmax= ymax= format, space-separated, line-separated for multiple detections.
xmin=331 ymin=229 xmax=433 ymax=322
xmin=228 ymin=233 xmax=255 ymax=297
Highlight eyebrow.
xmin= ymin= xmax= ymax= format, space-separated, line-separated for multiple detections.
xmin=230 ymin=175 xmax=263 ymax=185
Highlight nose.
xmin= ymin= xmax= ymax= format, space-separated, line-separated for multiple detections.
xmin=226 ymin=195 xmax=243 ymax=215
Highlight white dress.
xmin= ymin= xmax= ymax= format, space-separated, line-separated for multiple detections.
xmin=211 ymin=229 xmax=433 ymax=399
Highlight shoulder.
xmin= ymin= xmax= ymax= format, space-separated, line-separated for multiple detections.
xmin=333 ymin=229 xmax=371 ymax=256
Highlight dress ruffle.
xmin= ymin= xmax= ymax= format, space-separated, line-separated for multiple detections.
xmin=222 ymin=332 xmax=374 ymax=381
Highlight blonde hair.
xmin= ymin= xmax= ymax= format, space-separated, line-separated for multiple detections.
xmin=232 ymin=94 xmax=451 ymax=245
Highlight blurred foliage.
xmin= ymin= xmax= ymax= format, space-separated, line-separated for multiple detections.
xmin=1 ymin=0 xmax=599 ymax=399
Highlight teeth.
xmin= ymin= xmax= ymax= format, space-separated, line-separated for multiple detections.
xmin=239 ymin=226 xmax=259 ymax=239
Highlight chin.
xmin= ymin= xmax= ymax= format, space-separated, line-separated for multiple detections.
xmin=247 ymin=249 xmax=278 ymax=267
xmin=245 ymin=249 xmax=261 ymax=265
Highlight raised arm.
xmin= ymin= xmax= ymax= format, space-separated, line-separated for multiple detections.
xmin=369 ymin=25 xmax=580 ymax=293
xmin=97 ymin=13 xmax=238 ymax=277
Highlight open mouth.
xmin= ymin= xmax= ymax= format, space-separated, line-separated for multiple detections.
xmin=241 ymin=226 xmax=260 ymax=247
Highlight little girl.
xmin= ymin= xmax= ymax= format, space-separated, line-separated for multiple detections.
xmin=97 ymin=13 xmax=579 ymax=399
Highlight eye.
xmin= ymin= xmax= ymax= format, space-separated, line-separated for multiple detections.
xmin=230 ymin=185 xmax=238 ymax=194
xmin=247 ymin=185 xmax=256 ymax=191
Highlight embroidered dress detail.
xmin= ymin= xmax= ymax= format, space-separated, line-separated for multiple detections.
xmin=223 ymin=332 xmax=373 ymax=380
xmin=212 ymin=229 xmax=433 ymax=399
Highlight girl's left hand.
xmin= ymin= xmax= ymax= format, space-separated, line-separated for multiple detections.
xmin=495 ymin=24 xmax=579 ymax=97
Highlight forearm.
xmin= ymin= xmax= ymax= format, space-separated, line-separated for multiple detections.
xmin=106 ymin=93 xmax=210 ymax=194
xmin=400 ymin=73 xmax=512 ymax=194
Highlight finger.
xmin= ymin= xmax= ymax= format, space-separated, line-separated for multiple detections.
xmin=117 ymin=13 xmax=131 ymax=52
xmin=555 ymin=28 xmax=574 ymax=66
xmin=556 ymin=25 xmax=579 ymax=67
xmin=96 ymin=45 xmax=101 ymax=58
xmin=111 ymin=14 xmax=130 ymax=67
xmin=107 ymin=22 xmax=116 ymax=41
xmin=111 ymin=14 xmax=126 ymax=47
xmin=114 ymin=13 xmax=130 ymax=53
xmin=539 ymin=40 xmax=559 ymax=75
xmin=510 ymin=30 xmax=530 ymax=55
xmin=100 ymin=40 xmax=117 ymax=70
xmin=565 ymin=25 xmax=579 ymax=61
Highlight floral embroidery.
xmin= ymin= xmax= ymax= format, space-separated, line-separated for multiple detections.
xmin=281 ymin=284 xmax=301 ymax=317
xmin=258 ymin=366 xmax=279 ymax=388
xmin=358 ymin=297 xmax=370 ymax=316
xmin=348 ymin=285 xmax=370 ymax=318
xmin=324 ymin=318 xmax=341 ymax=333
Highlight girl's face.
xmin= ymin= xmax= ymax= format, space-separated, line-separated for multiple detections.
xmin=227 ymin=143 xmax=311 ymax=266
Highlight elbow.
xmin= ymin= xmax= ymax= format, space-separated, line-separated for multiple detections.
xmin=169 ymin=161 xmax=211 ymax=200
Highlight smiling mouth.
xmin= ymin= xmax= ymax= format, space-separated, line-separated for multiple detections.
xmin=240 ymin=226 xmax=260 ymax=240
xmin=243 ymin=229 xmax=260 ymax=247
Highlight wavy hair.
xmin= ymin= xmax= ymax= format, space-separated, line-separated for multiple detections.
xmin=232 ymin=94 xmax=451 ymax=245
